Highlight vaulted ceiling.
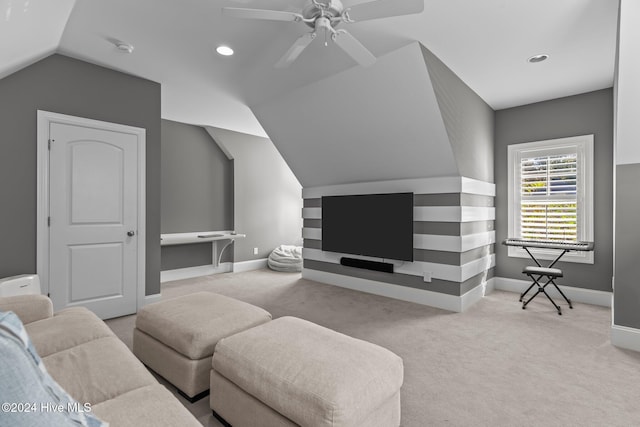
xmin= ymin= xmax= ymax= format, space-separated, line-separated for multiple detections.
xmin=1 ymin=0 xmax=619 ymax=137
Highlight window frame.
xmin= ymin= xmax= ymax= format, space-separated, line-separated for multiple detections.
xmin=507 ymin=135 xmax=594 ymax=264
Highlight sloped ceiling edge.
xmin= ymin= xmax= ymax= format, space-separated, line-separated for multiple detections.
xmin=251 ymin=42 xmax=459 ymax=188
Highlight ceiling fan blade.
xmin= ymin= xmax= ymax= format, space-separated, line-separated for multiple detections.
xmin=332 ymin=30 xmax=376 ymax=67
xmin=345 ymin=0 xmax=424 ymax=22
xmin=222 ymin=7 xmax=302 ymax=22
xmin=275 ymin=32 xmax=317 ymax=68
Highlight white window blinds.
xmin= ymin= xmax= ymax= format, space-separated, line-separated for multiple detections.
xmin=520 ymin=153 xmax=578 ymax=242
xmin=507 ymin=134 xmax=594 ymax=264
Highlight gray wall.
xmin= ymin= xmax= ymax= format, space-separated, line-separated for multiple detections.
xmin=494 ymin=89 xmax=614 ymax=291
xmin=613 ymin=0 xmax=640 ymax=329
xmin=161 ymin=119 xmax=233 ymax=270
xmin=0 ymin=54 xmax=161 ymax=295
xmin=421 ymin=46 xmax=495 ymax=183
xmin=206 ymin=127 xmax=303 ymax=262
xmin=161 ymin=243 xmax=215 ymax=271
xmin=614 ymin=165 xmax=640 ymax=327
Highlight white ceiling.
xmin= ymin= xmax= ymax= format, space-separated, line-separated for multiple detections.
xmin=0 ymin=0 xmax=619 ymax=137
xmin=0 ymin=0 xmax=76 ymax=79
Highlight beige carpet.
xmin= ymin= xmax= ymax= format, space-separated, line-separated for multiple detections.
xmin=105 ymin=269 xmax=640 ymax=427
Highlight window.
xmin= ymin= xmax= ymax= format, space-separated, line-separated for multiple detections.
xmin=507 ymin=135 xmax=594 ymax=263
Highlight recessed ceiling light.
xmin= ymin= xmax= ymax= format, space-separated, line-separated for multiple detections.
xmin=116 ymin=42 xmax=134 ymax=54
xmin=527 ymin=54 xmax=549 ymax=63
xmin=216 ymin=45 xmax=234 ymax=56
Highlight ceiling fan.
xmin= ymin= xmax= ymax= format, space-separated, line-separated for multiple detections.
xmin=222 ymin=0 xmax=424 ymax=68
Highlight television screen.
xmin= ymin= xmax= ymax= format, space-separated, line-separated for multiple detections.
xmin=322 ymin=192 xmax=414 ymax=262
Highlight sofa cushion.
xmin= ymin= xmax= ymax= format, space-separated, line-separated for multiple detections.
xmin=92 ymin=384 xmax=202 ymax=427
xmin=43 ymin=336 xmax=156 ymax=405
xmin=0 ymin=294 xmax=53 ymax=324
xmin=0 ymin=310 xmax=107 ymax=427
xmin=25 ymin=307 xmax=114 ymax=357
xmin=213 ymin=316 xmax=404 ymax=427
xmin=135 ymin=292 xmax=271 ymax=359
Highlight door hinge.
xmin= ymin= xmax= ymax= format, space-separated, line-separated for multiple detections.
xmin=48 ymin=139 xmax=54 ymax=150
xmin=47 ymin=217 xmax=51 ymax=227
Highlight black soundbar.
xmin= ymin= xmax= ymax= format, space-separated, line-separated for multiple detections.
xmin=340 ymin=257 xmax=393 ymax=273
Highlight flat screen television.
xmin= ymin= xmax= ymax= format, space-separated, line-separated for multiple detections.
xmin=322 ymin=192 xmax=414 ymax=262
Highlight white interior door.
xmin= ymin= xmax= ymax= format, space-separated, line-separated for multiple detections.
xmin=48 ymin=122 xmax=139 ymax=319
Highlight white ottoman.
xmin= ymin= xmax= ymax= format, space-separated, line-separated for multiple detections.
xmin=211 ymin=316 xmax=404 ymax=426
xmin=133 ymin=292 xmax=271 ymax=401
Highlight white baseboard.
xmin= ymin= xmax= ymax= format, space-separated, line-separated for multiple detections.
xmin=160 ymin=263 xmax=233 ymax=283
xmin=611 ymin=324 xmax=640 ymax=352
xmin=142 ymin=293 xmax=161 ymax=306
xmin=160 ymin=259 xmax=268 ymax=283
xmin=461 ymin=280 xmax=490 ymax=312
xmin=233 ymin=258 xmax=268 ymax=273
xmin=492 ymin=277 xmax=612 ymax=307
xmin=302 ymin=268 xmax=488 ymax=313
xmin=484 ymin=277 xmax=496 ymax=294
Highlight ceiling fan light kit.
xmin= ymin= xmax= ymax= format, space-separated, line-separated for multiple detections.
xmin=222 ymin=0 xmax=424 ymax=68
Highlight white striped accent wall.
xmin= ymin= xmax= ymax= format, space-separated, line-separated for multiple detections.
xmin=301 ymin=176 xmax=496 ymax=312
xmin=303 ymin=206 xmax=495 ymax=222
xmin=303 ymin=248 xmax=495 ymax=283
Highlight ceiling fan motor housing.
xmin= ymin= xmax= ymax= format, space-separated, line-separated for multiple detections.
xmin=303 ymin=0 xmax=344 ymax=28
xmin=223 ymin=0 xmax=425 ymax=68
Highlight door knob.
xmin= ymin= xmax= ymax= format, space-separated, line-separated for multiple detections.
xmin=127 ymin=231 xmax=136 ymax=237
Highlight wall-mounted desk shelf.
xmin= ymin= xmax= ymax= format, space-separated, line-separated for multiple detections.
xmin=160 ymin=231 xmax=246 ymax=267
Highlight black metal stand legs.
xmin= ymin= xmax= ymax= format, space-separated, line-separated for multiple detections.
xmin=502 ymin=239 xmax=595 ymax=316
xmin=521 ymin=273 xmax=572 ymax=315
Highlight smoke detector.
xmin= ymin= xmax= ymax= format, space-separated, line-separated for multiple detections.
xmin=116 ymin=42 xmax=134 ymax=54
xmin=527 ymin=54 xmax=549 ymax=63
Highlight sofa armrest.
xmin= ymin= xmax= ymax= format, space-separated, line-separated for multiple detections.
xmin=0 ymin=294 xmax=53 ymax=324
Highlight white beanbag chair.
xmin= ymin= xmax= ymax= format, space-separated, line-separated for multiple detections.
xmin=268 ymin=245 xmax=303 ymax=272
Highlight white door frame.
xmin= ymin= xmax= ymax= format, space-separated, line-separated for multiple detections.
xmin=36 ymin=110 xmax=147 ymax=310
